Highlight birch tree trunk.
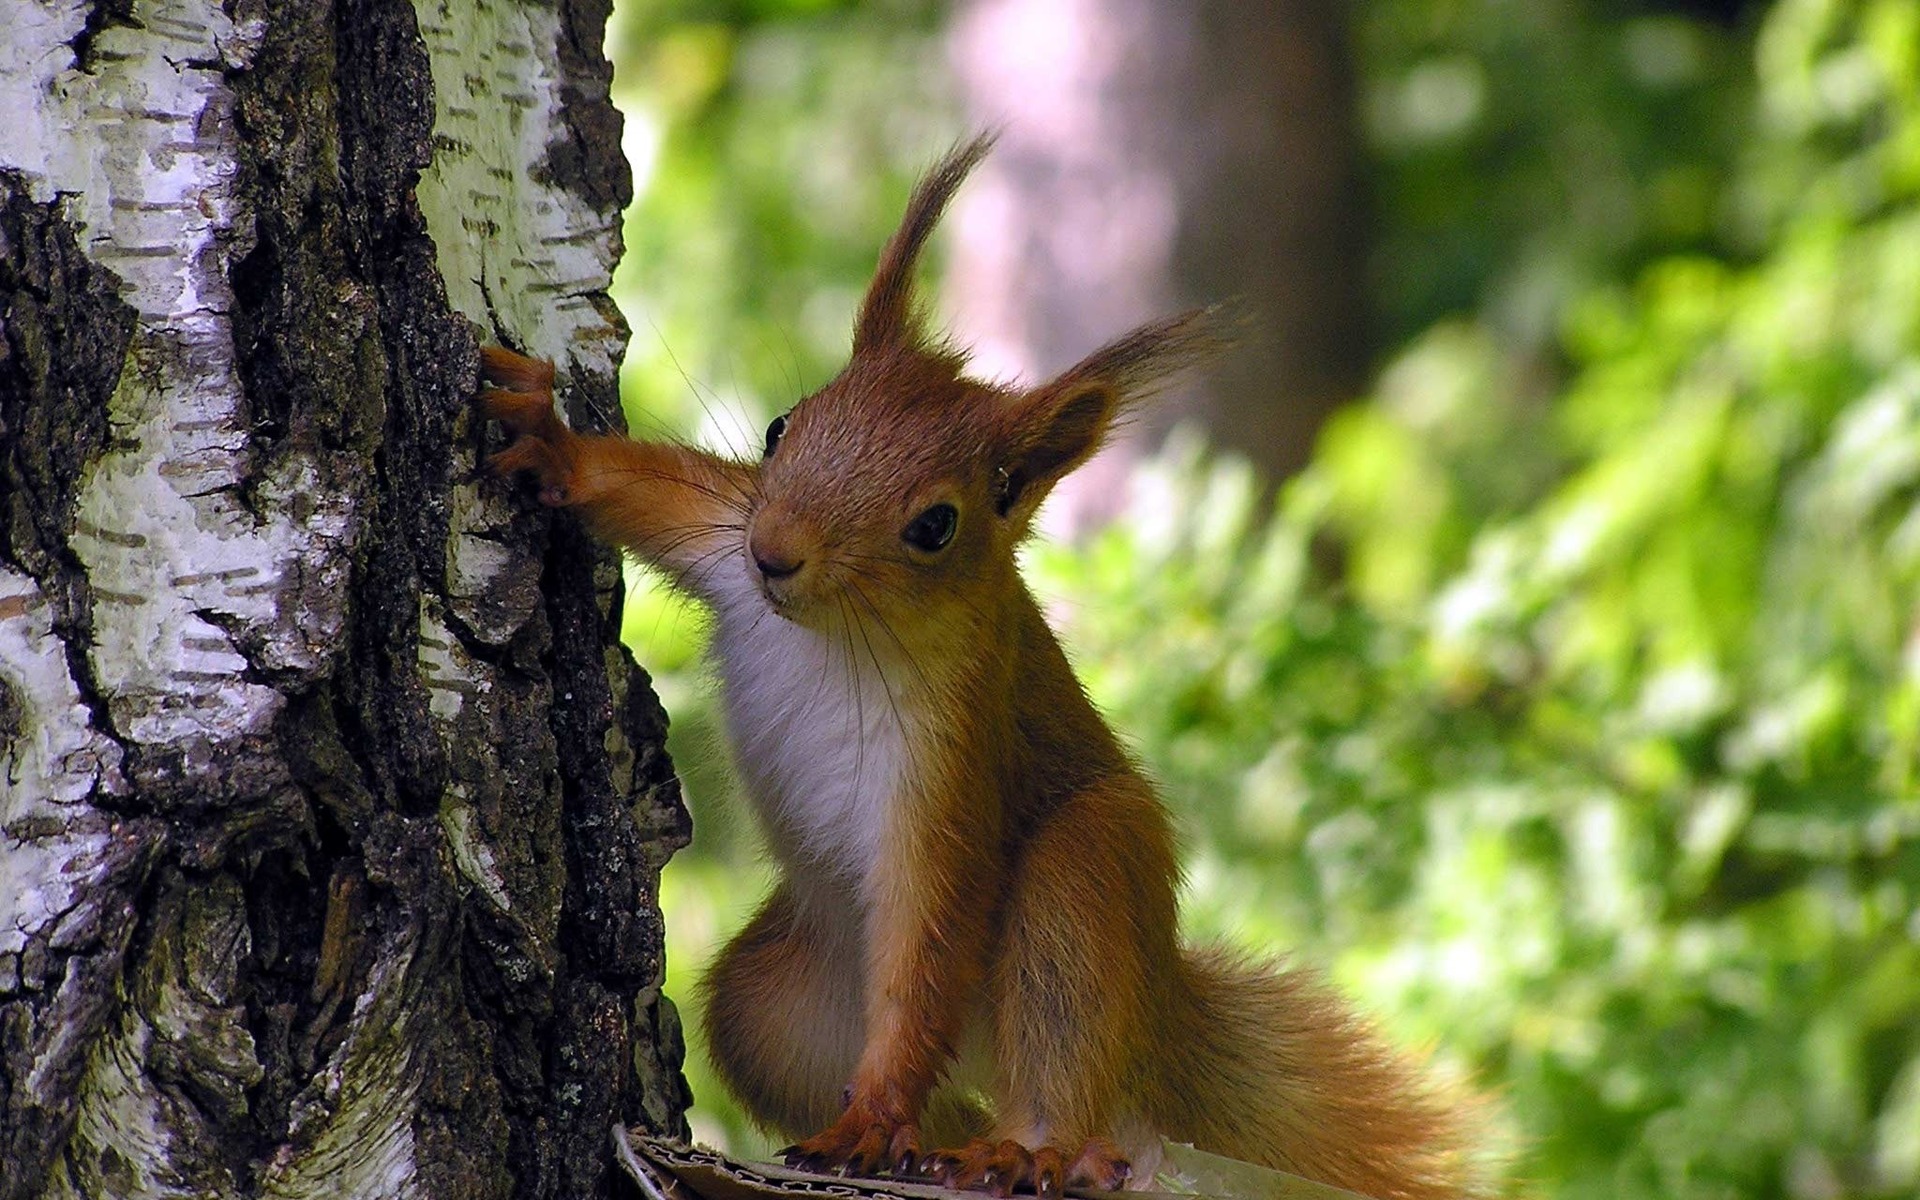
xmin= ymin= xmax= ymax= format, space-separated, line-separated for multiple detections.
xmin=0 ymin=1 xmax=692 ymax=1197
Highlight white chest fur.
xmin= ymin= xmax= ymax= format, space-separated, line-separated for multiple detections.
xmin=711 ymin=595 xmax=913 ymax=893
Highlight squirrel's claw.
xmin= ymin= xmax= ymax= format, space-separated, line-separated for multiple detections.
xmin=1067 ymin=1139 xmax=1132 ymax=1191
xmin=916 ymin=1136 xmax=1130 ymax=1196
xmin=1030 ymin=1147 xmax=1066 ymax=1198
xmin=477 ymin=348 xmax=578 ymax=505
xmin=959 ymin=1141 xmax=1035 ymax=1198
xmin=888 ymin=1125 xmax=923 ymax=1177
xmin=479 ymin=386 xmax=564 ymax=440
xmin=479 ymin=344 xmax=556 ymax=394
xmin=782 ymin=1113 xmax=921 ymax=1182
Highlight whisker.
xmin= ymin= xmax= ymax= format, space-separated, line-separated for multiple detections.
xmin=720 ymin=346 xmax=764 ymax=460
xmin=644 ymin=521 xmax=743 ymax=559
xmin=662 ymin=322 xmax=758 ymax=462
xmin=846 ymin=587 xmax=910 ymax=765
xmin=848 ymin=580 xmax=937 ymax=703
xmin=735 ymin=602 xmax=774 ymax=646
xmin=592 ymin=462 xmax=755 ymax=519
xmin=628 ymin=524 xmax=743 ymax=580
xmin=824 ymin=595 xmax=867 ymax=814
xmin=668 ymin=546 xmax=720 ymax=593
xmin=609 ymin=396 xmax=685 ymax=445
xmin=675 ymin=541 xmax=744 ymax=602
xmin=776 ymin=324 xmax=807 ymax=405
xmin=626 ymin=562 xmax=711 ymax=659
xmin=793 ymin=607 xmax=838 ymax=732
xmin=836 ymin=553 xmax=1000 ymax=633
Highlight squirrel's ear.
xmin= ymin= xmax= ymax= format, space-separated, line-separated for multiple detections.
xmin=996 ymin=381 xmax=1116 ymax=520
xmin=996 ymin=307 xmax=1225 ymax=520
xmin=854 ymin=133 xmax=996 ymax=355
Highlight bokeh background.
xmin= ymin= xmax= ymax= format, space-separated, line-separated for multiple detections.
xmin=599 ymin=2 xmax=1920 ymax=1197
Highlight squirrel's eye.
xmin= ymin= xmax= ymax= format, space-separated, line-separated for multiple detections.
xmin=763 ymin=414 xmax=788 ymax=459
xmin=902 ymin=503 xmax=959 ymax=553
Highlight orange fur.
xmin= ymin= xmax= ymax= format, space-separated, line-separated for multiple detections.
xmin=479 ymin=138 xmax=1486 ymax=1198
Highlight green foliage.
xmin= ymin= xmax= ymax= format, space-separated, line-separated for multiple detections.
xmin=1031 ymin=4 xmax=1920 ymax=1195
xmin=1360 ymin=0 xmax=1752 ymax=347
xmin=611 ymin=0 xmax=1920 ymax=1194
xmin=607 ymin=0 xmax=956 ymax=444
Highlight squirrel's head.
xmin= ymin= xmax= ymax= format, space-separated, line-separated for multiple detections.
xmin=742 ymin=135 xmax=1218 ymax=642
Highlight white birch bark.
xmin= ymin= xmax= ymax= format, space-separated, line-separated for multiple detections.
xmin=0 ymin=2 xmax=689 ymax=1197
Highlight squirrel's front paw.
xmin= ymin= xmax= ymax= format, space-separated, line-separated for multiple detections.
xmin=781 ymin=1108 xmax=921 ymax=1179
xmin=478 ymin=346 xmax=575 ymax=506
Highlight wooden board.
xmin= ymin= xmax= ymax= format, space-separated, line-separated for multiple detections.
xmin=612 ymin=1129 xmax=1370 ymax=1200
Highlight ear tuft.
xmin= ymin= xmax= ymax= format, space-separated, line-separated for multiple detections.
xmin=1049 ymin=304 xmax=1232 ymax=403
xmin=853 ymin=133 xmax=998 ymax=354
xmin=997 ymin=305 xmax=1230 ymax=519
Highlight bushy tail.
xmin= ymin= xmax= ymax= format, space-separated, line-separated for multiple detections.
xmin=1151 ymin=946 xmax=1486 ymax=1200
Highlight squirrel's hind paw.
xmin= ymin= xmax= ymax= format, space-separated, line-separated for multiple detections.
xmin=916 ymin=1136 xmax=1130 ymax=1197
xmin=782 ymin=1116 xmax=920 ymax=1181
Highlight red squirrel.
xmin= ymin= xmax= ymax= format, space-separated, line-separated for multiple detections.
xmin=480 ymin=137 xmax=1481 ymax=1200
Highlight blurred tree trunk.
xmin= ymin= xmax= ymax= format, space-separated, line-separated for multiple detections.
xmin=0 ymin=2 xmax=690 ymax=1198
xmin=948 ymin=0 xmax=1369 ymax=521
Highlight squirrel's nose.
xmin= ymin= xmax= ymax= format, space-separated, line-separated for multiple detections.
xmin=755 ymin=551 xmax=803 ymax=580
xmin=749 ymin=510 xmax=809 ymax=583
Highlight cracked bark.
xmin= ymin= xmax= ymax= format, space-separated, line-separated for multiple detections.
xmin=0 ymin=1 xmax=691 ymax=1198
